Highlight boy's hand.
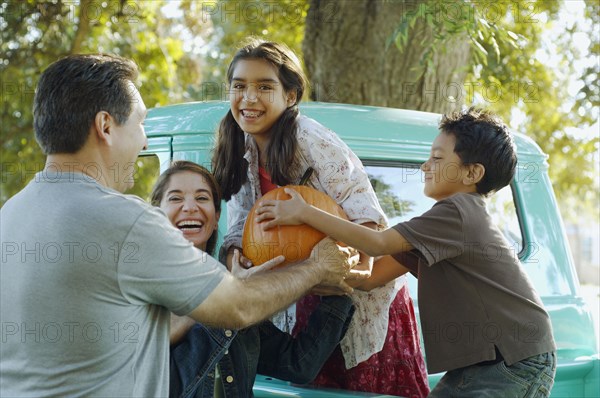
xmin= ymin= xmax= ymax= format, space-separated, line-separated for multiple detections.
xmin=256 ymin=188 xmax=307 ymax=229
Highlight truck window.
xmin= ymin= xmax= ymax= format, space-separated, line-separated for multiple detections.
xmin=365 ymin=162 xmax=524 ymax=300
xmin=365 ymin=162 xmax=523 ymax=253
xmin=124 ymin=155 xmax=161 ymax=201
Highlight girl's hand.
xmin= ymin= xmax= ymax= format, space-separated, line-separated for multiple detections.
xmin=225 ymin=246 xmax=253 ymax=271
xmin=256 ymin=188 xmax=308 ymax=229
xmin=230 ymin=249 xmax=285 ymax=279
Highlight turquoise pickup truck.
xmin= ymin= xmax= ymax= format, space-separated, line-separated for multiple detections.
xmin=142 ymin=101 xmax=599 ymax=397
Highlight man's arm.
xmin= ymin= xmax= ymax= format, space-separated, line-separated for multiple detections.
xmin=257 ymin=188 xmax=414 ymax=257
xmin=169 ymin=314 xmax=196 ymax=345
xmin=187 ymin=238 xmax=354 ymax=330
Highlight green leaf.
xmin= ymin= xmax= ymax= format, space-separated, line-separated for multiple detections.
xmin=472 ymin=38 xmax=488 ymax=56
xmin=507 ymin=30 xmax=519 ymax=40
xmin=491 ymin=36 xmax=500 ymax=61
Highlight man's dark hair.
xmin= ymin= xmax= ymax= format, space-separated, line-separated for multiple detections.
xmin=33 ymin=54 xmax=139 ymax=154
xmin=439 ymin=107 xmax=517 ymax=196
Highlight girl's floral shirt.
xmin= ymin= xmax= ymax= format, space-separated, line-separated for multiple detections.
xmin=223 ymin=114 xmax=401 ymax=368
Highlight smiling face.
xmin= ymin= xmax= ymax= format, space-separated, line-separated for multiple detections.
xmin=229 ymin=59 xmax=296 ymax=147
xmin=112 ymin=82 xmax=148 ymax=192
xmin=159 ymin=171 xmax=220 ymax=250
xmin=421 ymin=132 xmax=476 ymax=201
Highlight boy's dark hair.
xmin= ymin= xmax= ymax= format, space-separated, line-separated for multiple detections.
xmin=212 ymin=38 xmax=309 ymax=200
xmin=34 ymin=54 xmax=139 ymax=154
xmin=150 ymin=161 xmax=222 ymax=256
xmin=439 ymin=107 xmax=517 ymax=196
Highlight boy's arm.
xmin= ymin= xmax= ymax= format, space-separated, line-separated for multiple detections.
xmin=349 ymin=221 xmax=377 ymax=279
xmin=257 ymin=187 xmax=414 ymax=257
xmin=350 ymin=255 xmax=410 ymax=291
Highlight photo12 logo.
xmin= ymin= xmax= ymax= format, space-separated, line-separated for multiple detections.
xmin=200 ymin=1 xmax=305 ymax=23
xmin=1 ymin=241 xmax=140 ymax=264
xmin=0 ymin=161 xmax=142 ymax=186
xmin=422 ymin=321 xmax=542 ymax=344
xmin=1 ymin=1 xmax=141 ymax=24
xmin=399 ymin=1 xmax=540 ymax=25
xmin=400 ymin=81 xmax=540 ymax=105
xmin=1 ymin=321 xmax=140 ymax=344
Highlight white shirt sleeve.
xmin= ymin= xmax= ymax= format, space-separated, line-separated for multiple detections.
xmin=296 ymin=116 xmax=387 ymax=227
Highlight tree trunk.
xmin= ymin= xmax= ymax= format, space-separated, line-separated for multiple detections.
xmin=70 ymin=0 xmax=93 ymax=54
xmin=303 ymin=0 xmax=471 ymax=114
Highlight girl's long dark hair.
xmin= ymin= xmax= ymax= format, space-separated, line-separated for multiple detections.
xmin=212 ymin=39 xmax=309 ymax=200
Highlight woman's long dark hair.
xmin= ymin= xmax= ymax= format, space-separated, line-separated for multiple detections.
xmin=212 ymin=38 xmax=309 ymax=200
xmin=150 ymin=160 xmax=222 ymax=256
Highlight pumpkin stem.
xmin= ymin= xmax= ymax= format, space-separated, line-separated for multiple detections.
xmin=299 ymin=167 xmax=314 ymax=186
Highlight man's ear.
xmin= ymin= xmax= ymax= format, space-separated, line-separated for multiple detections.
xmin=464 ymin=163 xmax=485 ymax=185
xmin=93 ymin=111 xmax=114 ymax=146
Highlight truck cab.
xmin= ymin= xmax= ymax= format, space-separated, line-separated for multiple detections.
xmin=141 ymin=101 xmax=599 ymax=397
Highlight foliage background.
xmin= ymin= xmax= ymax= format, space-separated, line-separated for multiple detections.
xmin=1 ymin=0 xmax=598 ymax=220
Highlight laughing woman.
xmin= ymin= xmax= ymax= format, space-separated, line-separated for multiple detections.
xmin=150 ymin=160 xmax=355 ymax=398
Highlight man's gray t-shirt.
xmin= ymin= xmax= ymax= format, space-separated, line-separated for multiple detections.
xmin=1 ymin=172 xmax=226 ymax=396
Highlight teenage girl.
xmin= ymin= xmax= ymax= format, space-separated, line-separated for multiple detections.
xmin=212 ymin=38 xmax=429 ymax=397
xmin=152 ymin=160 xmax=356 ymax=397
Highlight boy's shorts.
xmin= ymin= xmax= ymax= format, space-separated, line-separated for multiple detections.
xmin=429 ymin=351 xmax=556 ymax=398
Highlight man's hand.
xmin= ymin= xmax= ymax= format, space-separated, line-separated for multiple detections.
xmin=345 ymin=252 xmax=373 ymax=280
xmin=231 ymin=250 xmax=285 ymax=279
xmin=190 ymin=238 xmax=363 ymax=329
xmin=309 ymin=237 xmax=367 ymax=294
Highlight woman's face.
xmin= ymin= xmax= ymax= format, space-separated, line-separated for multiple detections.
xmin=160 ymin=171 xmax=220 ymax=250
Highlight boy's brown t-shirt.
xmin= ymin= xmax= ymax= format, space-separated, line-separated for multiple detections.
xmin=392 ymin=192 xmax=556 ymax=374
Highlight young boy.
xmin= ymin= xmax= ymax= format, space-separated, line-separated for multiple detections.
xmin=256 ymin=107 xmax=557 ymax=397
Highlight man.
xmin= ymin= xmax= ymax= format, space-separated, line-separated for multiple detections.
xmin=0 ymin=54 xmax=356 ymax=396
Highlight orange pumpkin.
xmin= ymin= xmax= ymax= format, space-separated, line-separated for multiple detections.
xmin=242 ymin=185 xmax=348 ymax=267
